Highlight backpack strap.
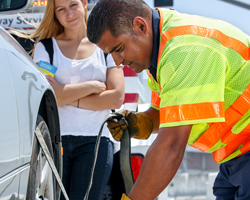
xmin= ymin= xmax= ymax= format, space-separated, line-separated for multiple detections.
xmin=40 ymin=38 xmax=54 ymax=65
xmin=104 ymin=52 xmax=108 ymax=66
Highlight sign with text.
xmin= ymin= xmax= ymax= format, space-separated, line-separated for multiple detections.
xmin=0 ymin=13 xmax=44 ymax=28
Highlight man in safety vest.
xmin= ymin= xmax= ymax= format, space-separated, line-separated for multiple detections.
xmin=87 ymin=0 xmax=250 ymax=199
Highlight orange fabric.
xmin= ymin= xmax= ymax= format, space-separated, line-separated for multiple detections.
xmin=212 ymin=124 xmax=250 ymax=162
xmin=159 ymin=25 xmax=250 ymax=61
xmin=232 ymin=84 xmax=250 ymax=115
xmin=160 ymin=101 xmax=224 ymax=124
xmin=146 ymin=69 xmax=153 ymax=82
xmin=156 ymin=8 xmax=166 ymax=70
xmin=151 ymin=91 xmax=161 ymax=108
xmin=156 ymin=8 xmax=164 ymax=34
xmin=192 ymin=83 xmax=250 ymax=153
xmin=191 ymin=107 xmax=241 ymax=151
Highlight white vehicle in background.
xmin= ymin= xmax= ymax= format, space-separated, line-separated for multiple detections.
xmin=0 ymin=0 xmax=62 ymax=199
xmin=0 ymin=0 xmax=99 ymax=53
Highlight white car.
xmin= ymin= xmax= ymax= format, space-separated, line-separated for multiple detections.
xmin=0 ymin=1 xmax=62 ymax=199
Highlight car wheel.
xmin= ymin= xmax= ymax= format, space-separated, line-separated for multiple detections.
xmin=26 ymin=115 xmax=56 ymax=200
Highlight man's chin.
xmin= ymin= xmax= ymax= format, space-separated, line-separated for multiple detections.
xmin=128 ymin=65 xmax=143 ymax=73
xmin=130 ymin=68 xmax=142 ymax=73
xmin=135 ymin=69 xmax=144 ymax=73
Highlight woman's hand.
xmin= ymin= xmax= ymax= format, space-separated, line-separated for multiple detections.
xmin=90 ymin=80 xmax=106 ymax=93
xmin=67 ymin=81 xmax=106 ymax=108
xmin=45 ymin=77 xmax=106 ymax=107
xmin=46 ymin=75 xmax=58 ymax=84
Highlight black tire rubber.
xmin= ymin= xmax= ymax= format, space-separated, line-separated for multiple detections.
xmin=26 ymin=115 xmax=57 ymax=200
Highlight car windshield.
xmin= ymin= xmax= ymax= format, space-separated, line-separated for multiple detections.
xmin=0 ymin=0 xmax=28 ymax=12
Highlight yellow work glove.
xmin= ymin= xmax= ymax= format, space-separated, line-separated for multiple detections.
xmin=107 ymin=110 xmax=154 ymax=141
xmin=121 ymin=193 xmax=131 ymax=200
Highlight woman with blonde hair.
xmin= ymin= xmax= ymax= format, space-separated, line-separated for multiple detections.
xmin=32 ymin=0 xmax=125 ymax=199
xmin=30 ymin=0 xmax=88 ymax=49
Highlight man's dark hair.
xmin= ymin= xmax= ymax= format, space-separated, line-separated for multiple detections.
xmin=87 ymin=0 xmax=150 ymax=44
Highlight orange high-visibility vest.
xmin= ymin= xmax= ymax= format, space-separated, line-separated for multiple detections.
xmin=148 ymin=8 xmax=250 ymax=163
xmin=191 ymin=83 xmax=250 ymax=162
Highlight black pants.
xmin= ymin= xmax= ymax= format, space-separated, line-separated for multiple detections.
xmin=60 ymin=135 xmax=113 ymax=200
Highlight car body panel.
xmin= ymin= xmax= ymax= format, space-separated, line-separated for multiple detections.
xmin=18 ymin=164 xmax=30 ymax=199
xmin=0 ymin=173 xmax=19 ymax=200
xmin=7 ymin=49 xmax=45 ymax=164
xmin=0 ymin=46 xmax=19 ymax=178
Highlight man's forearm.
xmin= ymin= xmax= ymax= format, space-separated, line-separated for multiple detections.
xmin=128 ymin=139 xmax=184 ymax=199
xmin=128 ymin=126 xmax=192 ymax=200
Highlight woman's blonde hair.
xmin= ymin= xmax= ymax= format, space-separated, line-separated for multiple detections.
xmin=28 ymin=0 xmax=88 ymax=56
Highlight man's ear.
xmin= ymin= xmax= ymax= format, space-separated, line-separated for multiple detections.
xmin=132 ymin=17 xmax=148 ymax=35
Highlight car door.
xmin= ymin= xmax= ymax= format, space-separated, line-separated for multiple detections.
xmin=0 ymin=34 xmax=20 ymax=199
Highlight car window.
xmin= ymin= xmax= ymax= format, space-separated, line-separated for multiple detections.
xmin=0 ymin=0 xmax=32 ymax=13
xmin=0 ymin=0 xmax=25 ymax=11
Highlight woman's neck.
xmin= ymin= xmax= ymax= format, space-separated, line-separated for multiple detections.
xmin=61 ymin=24 xmax=87 ymax=41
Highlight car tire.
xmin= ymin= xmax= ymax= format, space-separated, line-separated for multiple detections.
xmin=26 ymin=115 xmax=57 ymax=200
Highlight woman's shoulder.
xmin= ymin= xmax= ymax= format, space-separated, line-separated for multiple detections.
xmin=94 ymin=46 xmax=105 ymax=55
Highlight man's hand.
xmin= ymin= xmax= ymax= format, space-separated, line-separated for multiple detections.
xmin=107 ymin=110 xmax=154 ymax=141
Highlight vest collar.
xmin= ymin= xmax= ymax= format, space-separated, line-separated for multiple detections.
xmin=149 ymin=8 xmax=160 ymax=81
